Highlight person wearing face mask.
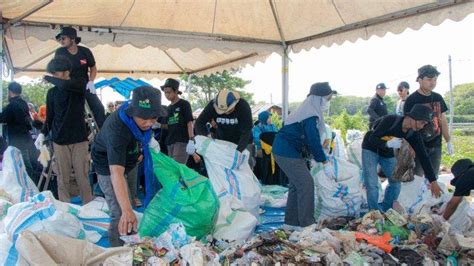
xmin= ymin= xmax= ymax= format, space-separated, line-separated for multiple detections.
xmin=272 ymin=82 xmax=337 ymax=230
xmin=361 ymin=104 xmax=442 ymax=212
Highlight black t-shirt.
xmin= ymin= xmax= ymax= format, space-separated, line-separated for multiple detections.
xmin=164 ymin=99 xmax=193 ymax=145
xmin=55 ymin=46 xmax=95 ymax=82
xmin=362 ymin=115 xmax=437 ymax=182
xmin=367 ymin=94 xmax=388 ymax=127
xmin=92 ymin=112 xmax=140 ymax=175
xmin=42 ymin=78 xmax=88 ymax=145
xmin=404 ymin=91 xmax=448 ymax=148
xmin=453 ymin=168 xmax=474 ymax=197
xmin=195 ymin=99 xmax=253 ymax=152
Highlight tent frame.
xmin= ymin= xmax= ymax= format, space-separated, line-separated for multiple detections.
xmin=1 ymin=0 xmax=470 ymax=118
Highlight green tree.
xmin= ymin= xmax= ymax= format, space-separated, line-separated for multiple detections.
xmin=180 ymin=70 xmax=254 ymax=109
xmin=2 ymin=80 xmax=51 ymax=109
xmin=330 ymin=110 xmax=368 ymax=143
xmin=444 ymin=82 xmax=474 ymax=115
xmin=329 ymin=95 xmax=370 ymax=116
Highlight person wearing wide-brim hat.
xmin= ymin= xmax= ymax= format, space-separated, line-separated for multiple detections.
xmin=54 ymin=26 xmax=106 ymax=128
xmin=91 ymin=86 xmax=167 ymax=246
xmin=272 ymin=82 xmax=337 ymax=230
xmin=160 ymin=78 xmax=195 ymax=164
xmin=194 ymin=88 xmax=255 ymax=167
xmin=361 ymin=104 xmax=443 ymax=212
xmin=438 ymin=159 xmax=474 ymax=221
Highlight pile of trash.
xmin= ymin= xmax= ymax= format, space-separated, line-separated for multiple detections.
xmin=123 ymin=205 xmax=473 ymax=265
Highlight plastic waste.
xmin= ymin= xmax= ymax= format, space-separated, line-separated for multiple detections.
xmin=355 ymin=232 xmax=393 ymax=253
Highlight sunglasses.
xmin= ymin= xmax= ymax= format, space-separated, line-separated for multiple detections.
xmin=56 ymin=36 xmax=69 ymax=41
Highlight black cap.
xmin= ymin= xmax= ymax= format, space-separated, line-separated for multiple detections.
xmin=160 ymin=78 xmax=182 ymax=95
xmin=376 ymin=83 xmax=387 ymax=90
xmin=398 ymin=81 xmax=410 ymax=89
xmin=55 ymin=27 xmax=82 ymax=44
xmin=125 ymin=86 xmax=168 ymax=119
xmin=450 ymin=159 xmax=473 ymax=186
xmin=417 ymin=65 xmax=440 ymax=81
xmin=307 ymin=82 xmax=337 ymax=97
xmin=405 ymin=104 xmax=433 ymax=122
xmin=8 ymin=82 xmax=22 ymax=94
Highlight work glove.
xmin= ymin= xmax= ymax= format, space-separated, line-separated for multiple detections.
xmin=386 ymin=138 xmax=402 ymax=149
xmin=34 ymin=134 xmax=45 ymax=150
xmin=323 ymin=163 xmax=336 ymax=180
xmin=446 ymin=141 xmax=454 ymax=155
xmin=149 ymin=137 xmax=160 ymax=154
xmin=37 ymin=145 xmax=51 ymax=168
xmin=86 ymin=81 xmax=96 ymax=94
xmin=186 ymin=140 xmax=196 ymax=155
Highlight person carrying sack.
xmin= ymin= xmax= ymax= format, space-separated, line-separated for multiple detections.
xmin=272 ymin=82 xmax=337 ymax=230
xmin=91 ymin=86 xmax=167 ymax=246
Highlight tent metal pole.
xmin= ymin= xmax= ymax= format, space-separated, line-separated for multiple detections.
xmin=282 ymin=47 xmax=289 ymax=121
xmin=186 ymin=74 xmax=193 ymax=101
xmin=448 ymin=55 xmax=454 ymax=135
xmin=5 ymin=0 xmax=53 ymax=29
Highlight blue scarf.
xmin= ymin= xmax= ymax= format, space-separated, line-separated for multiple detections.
xmin=118 ymin=102 xmax=160 ymax=207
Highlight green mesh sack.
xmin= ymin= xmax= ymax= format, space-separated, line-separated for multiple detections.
xmin=138 ymin=151 xmax=219 ymax=239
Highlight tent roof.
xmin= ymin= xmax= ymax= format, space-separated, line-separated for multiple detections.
xmin=1 ymin=0 xmax=473 ymax=78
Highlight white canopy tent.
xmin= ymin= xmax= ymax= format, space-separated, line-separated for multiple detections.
xmin=1 ymin=0 xmax=473 ymax=118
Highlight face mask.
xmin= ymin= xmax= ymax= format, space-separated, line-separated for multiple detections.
xmin=321 ymin=97 xmax=329 ymax=112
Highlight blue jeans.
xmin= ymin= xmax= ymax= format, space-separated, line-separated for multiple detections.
xmin=362 ymin=149 xmax=400 ymax=212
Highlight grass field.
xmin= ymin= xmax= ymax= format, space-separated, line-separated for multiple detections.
xmin=441 ymin=135 xmax=474 ymax=170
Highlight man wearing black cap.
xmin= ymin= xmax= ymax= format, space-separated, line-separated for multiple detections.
xmin=440 ymin=159 xmax=473 ymax=221
xmin=0 ymin=82 xmax=39 ymax=182
xmin=54 ymin=26 xmax=105 ymax=128
xmin=404 ymin=65 xmax=452 ymax=181
xmin=396 ymin=81 xmax=409 ymax=115
xmin=92 ymin=86 xmax=167 ymax=246
xmin=160 ymin=78 xmax=194 ymax=164
xmin=367 ymin=83 xmax=389 ymax=128
xmin=361 ymin=104 xmax=442 ymax=212
xmin=41 ymin=57 xmax=93 ymax=204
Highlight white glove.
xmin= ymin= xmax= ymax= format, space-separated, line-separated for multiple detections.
xmin=149 ymin=137 xmax=160 ymax=154
xmin=431 ymin=214 xmax=446 ymax=225
xmin=35 ymin=134 xmax=45 ymax=150
xmin=446 ymin=141 xmax=454 ymax=155
xmin=37 ymin=145 xmax=51 ymax=168
xmin=323 ymin=163 xmax=336 ymax=180
xmin=86 ymin=81 xmax=96 ymax=94
xmin=386 ymin=138 xmax=402 ymax=149
xmin=186 ymin=140 xmax=196 ymax=155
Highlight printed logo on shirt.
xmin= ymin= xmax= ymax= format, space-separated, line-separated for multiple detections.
xmin=80 ymin=59 xmax=87 ymax=65
xmin=216 ymin=117 xmax=238 ymax=125
xmin=168 ymin=113 xmax=179 ymax=125
xmin=422 ymin=102 xmax=442 ymax=137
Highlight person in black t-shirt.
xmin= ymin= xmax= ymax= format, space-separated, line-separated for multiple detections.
xmin=367 ymin=82 xmax=389 ymax=128
xmin=194 ymin=89 xmax=255 ymax=168
xmin=39 ymin=57 xmax=93 ymax=204
xmin=403 ymin=64 xmax=452 ymax=180
xmin=361 ymin=104 xmax=442 ymax=212
xmin=160 ymin=78 xmax=194 ymax=164
xmin=0 ymin=82 xmax=40 ymax=182
xmin=54 ymin=27 xmax=105 ymax=128
xmin=92 ymin=86 xmax=167 ymax=247
xmin=439 ymin=159 xmax=473 ymax=221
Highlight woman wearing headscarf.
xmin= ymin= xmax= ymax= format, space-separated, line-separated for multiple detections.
xmin=253 ymin=111 xmax=279 ymax=184
xmin=272 ymin=82 xmax=337 ymax=230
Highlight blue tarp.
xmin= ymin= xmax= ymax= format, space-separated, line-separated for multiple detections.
xmin=95 ymin=78 xmax=152 ymax=99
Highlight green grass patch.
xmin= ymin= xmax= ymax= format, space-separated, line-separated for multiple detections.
xmin=441 ymin=135 xmax=474 ymax=169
